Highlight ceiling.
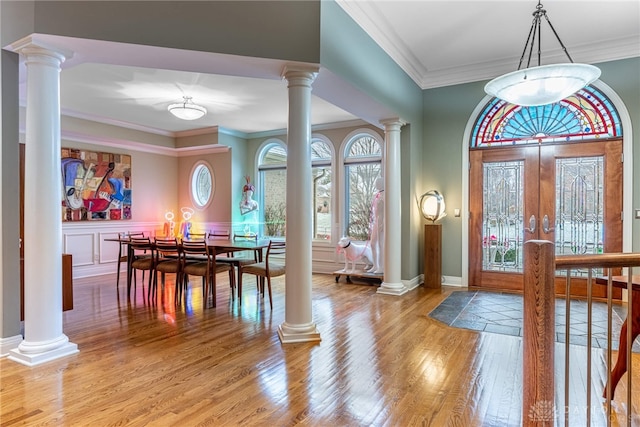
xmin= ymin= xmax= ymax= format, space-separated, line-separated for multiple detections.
xmin=18 ymin=1 xmax=640 ymax=137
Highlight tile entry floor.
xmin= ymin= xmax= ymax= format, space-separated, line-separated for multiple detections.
xmin=430 ymin=291 xmax=640 ymax=352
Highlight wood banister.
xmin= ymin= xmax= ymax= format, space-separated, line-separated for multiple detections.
xmin=555 ymin=253 xmax=640 ymax=269
xmin=525 ymin=245 xmax=640 ymax=426
xmin=523 ymin=240 xmax=556 ymax=426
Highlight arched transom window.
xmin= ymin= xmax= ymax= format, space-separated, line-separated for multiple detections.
xmin=471 ymin=85 xmax=622 ymax=148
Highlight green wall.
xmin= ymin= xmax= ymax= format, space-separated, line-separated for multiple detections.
xmin=596 ymin=58 xmax=640 ymax=251
xmin=28 ymin=1 xmax=321 ymax=64
xmin=319 ymin=1 xmax=425 ymax=279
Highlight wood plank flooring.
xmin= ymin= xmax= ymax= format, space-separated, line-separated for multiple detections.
xmin=1 ymin=273 xmax=638 ymax=426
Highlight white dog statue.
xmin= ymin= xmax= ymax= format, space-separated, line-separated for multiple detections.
xmin=337 ymin=237 xmax=374 ymax=273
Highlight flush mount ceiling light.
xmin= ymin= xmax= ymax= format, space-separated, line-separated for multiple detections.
xmin=484 ymin=1 xmax=600 ymax=107
xmin=168 ymin=96 xmax=207 ymax=120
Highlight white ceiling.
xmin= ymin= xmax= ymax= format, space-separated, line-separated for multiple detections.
xmin=17 ymin=1 xmax=640 ymax=136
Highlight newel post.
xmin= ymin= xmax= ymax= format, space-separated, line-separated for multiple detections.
xmin=523 ymin=240 xmax=556 ymax=426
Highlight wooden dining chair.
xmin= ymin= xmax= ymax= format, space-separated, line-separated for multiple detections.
xmin=207 ymin=230 xmax=231 ymax=259
xmin=128 ymin=237 xmax=155 ymax=299
xmin=208 ymin=230 xmax=256 ymax=300
xmin=116 ymin=231 xmax=146 ymax=290
xmin=237 ymin=240 xmax=285 ymax=309
xmin=152 ymin=237 xmax=182 ymax=301
xmin=180 ymin=240 xmax=233 ymax=308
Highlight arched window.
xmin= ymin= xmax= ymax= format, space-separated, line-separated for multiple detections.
xmin=471 ymin=85 xmax=622 ymax=148
xmin=258 ymin=141 xmax=287 ymax=237
xmin=311 ymin=137 xmax=334 ymax=240
xmin=342 ymin=132 xmax=383 ymax=240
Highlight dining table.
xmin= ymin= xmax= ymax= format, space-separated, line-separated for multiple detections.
xmin=106 ymin=235 xmax=271 ymax=298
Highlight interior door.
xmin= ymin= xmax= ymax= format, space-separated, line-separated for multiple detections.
xmin=469 ymin=140 xmax=623 ymax=297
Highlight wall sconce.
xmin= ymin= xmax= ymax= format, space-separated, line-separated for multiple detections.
xmin=419 ymin=190 xmax=446 ymax=223
xmin=419 ymin=190 xmax=445 ymax=289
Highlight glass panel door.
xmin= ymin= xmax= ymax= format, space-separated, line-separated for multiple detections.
xmin=482 ymin=161 xmax=524 ymax=272
xmin=470 ymin=140 xmax=622 ymax=296
xmin=469 ymin=145 xmax=539 ymax=291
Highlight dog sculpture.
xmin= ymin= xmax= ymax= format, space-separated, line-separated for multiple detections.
xmin=337 ymin=237 xmax=374 ymax=273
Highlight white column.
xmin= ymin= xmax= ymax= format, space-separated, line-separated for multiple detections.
xmin=9 ymin=41 xmax=78 ymax=365
xmin=377 ymin=118 xmax=407 ymax=296
xmin=278 ymin=65 xmax=321 ymax=343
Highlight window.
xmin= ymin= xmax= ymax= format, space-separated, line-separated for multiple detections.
xmin=258 ymin=141 xmax=287 ymax=237
xmin=311 ymin=138 xmax=333 ymax=240
xmin=471 ymin=85 xmax=621 ymax=148
xmin=343 ymin=133 xmax=382 ymax=240
xmin=190 ymin=161 xmax=214 ymax=208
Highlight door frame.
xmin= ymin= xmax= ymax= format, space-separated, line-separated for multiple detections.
xmin=461 ymin=82 xmax=633 ymax=288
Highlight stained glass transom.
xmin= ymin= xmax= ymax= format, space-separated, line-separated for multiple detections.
xmin=471 ymin=85 xmax=622 ymax=148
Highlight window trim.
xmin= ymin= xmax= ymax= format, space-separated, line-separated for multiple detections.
xmin=257 ymin=139 xmax=287 ymax=237
xmin=338 ymin=129 xmax=384 ymax=242
xmin=189 ymin=160 xmax=214 ymax=209
xmin=311 ymin=134 xmax=335 ymax=243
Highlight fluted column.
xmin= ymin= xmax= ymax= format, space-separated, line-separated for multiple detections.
xmin=377 ymin=118 xmax=407 ymax=296
xmin=9 ymin=40 xmax=78 ymax=365
xmin=278 ymin=65 xmax=321 ymax=343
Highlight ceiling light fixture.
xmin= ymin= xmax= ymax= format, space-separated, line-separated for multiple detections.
xmin=484 ymin=1 xmax=600 ymax=106
xmin=168 ymin=96 xmax=207 ymax=120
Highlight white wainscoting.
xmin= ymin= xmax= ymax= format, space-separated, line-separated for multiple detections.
xmin=64 ymin=224 xmax=411 ymax=283
xmin=63 ymin=221 xmax=161 ymax=279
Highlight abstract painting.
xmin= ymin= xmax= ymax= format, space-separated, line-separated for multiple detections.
xmin=61 ymin=148 xmax=132 ymax=221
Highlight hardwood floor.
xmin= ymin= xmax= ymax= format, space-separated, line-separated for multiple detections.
xmin=1 ymin=273 xmax=638 ymax=426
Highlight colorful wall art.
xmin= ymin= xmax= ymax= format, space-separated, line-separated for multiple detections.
xmin=61 ymin=148 xmax=132 ymax=221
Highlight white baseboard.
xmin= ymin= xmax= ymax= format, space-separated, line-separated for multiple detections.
xmin=443 ymin=275 xmax=464 ymax=287
xmin=0 ymin=335 xmax=23 ymax=358
xmin=403 ymin=275 xmax=423 ymax=291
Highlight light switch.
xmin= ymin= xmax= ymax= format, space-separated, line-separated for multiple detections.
xmin=636 ymin=209 xmax=640 ymax=219
xmin=454 ymin=208 xmax=460 ymax=217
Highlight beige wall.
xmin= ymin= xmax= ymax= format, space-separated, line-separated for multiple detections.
xmin=58 ymin=139 xmax=178 ymax=224
xmin=177 ymin=150 xmax=232 ymax=231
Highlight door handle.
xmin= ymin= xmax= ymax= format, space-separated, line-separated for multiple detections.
xmin=542 ymin=214 xmax=555 ymax=234
xmin=526 ymin=214 xmax=536 ymax=234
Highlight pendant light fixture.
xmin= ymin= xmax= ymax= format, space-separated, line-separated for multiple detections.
xmin=168 ymin=96 xmax=207 ymax=120
xmin=484 ymin=1 xmax=600 ymax=107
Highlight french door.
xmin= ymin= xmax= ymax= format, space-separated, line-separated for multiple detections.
xmin=469 ymin=140 xmax=623 ymax=297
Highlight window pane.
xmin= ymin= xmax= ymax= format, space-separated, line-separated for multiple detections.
xmin=262 ymin=169 xmax=286 ymax=237
xmin=346 ymin=163 xmax=381 ymax=240
xmin=313 ymin=166 xmax=331 ymax=240
xmin=555 ymin=156 xmax=604 ymax=276
xmin=347 ymin=135 xmax=381 ymax=160
xmin=191 ymin=163 xmax=213 ymax=208
xmin=311 ymin=140 xmax=332 ymax=161
xmin=261 ymin=145 xmax=287 ymax=165
xmin=482 ymin=161 xmax=524 ymax=272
